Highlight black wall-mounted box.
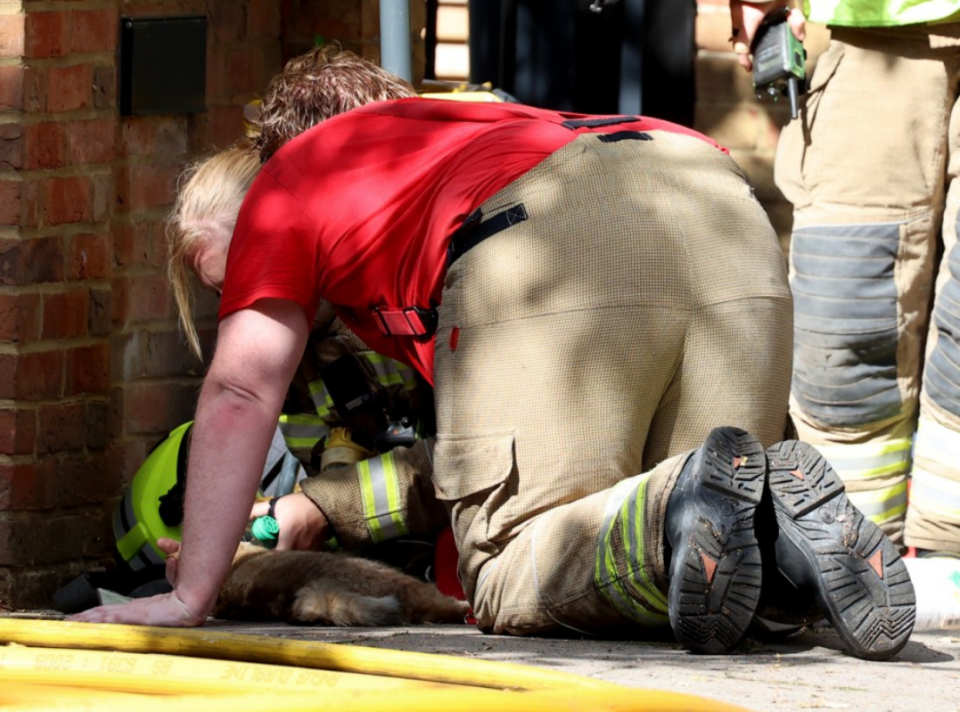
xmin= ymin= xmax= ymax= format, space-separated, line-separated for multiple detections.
xmin=118 ymin=16 xmax=207 ymax=116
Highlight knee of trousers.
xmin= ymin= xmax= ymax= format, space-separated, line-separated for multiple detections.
xmin=924 ymin=242 xmax=960 ymax=419
xmin=790 ymin=223 xmax=902 ymax=427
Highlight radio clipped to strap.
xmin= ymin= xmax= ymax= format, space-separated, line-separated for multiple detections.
xmin=372 ymin=305 xmax=439 ymax=337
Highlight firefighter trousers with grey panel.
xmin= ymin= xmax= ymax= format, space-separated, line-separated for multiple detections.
xmin=428 ymin=131 xmax=792 ymax=635
xmin=775 ymin=25 xmax=960 ymax=553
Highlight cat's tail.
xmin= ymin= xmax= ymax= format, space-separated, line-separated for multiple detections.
xmin=289 ymin=580 xmax=403 ymax=626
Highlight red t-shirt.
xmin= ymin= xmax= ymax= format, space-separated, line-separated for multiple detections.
xmin=221 ymin=98 xmax=724 ymax=384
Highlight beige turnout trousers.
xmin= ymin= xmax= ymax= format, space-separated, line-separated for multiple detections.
xmin=776 ymin=25 xmax=960 ymax=553
xmin=429 ymin=132 xmax=793 ymax=635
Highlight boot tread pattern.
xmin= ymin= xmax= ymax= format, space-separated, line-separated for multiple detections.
xmin=766 ymin=441 xmax=916 ymax=661
xmin=669 ymin=427 xmax=764 ymax=655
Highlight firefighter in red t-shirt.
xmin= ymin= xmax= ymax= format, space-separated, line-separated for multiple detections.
xmin=74 ymin=49 xmax=915 ymax=660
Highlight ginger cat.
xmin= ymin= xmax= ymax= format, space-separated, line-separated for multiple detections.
xmin=213 ymin=542 xmax=470 ymax=626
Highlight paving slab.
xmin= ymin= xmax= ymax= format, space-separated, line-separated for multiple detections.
xmin=2 ymin=613 xmax=957 ymax=711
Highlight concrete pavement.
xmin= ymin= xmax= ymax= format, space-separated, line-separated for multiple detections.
xmin=1 ymin=612 xmax=957 ymax=710
xmin=195 ymin=619 xmax=959 ymax=712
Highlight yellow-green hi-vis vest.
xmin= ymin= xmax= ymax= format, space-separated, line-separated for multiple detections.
xmin=803 ymin=0 xmax=960 ymax=26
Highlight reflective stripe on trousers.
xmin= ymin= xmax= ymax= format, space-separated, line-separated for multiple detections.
xmin=594 ymin=473 xmax=669 ymax=625
xmin=912 ymin=416 xmax=960 ymax=522
xmin=813 ymin=439 xmax=911 ymax=524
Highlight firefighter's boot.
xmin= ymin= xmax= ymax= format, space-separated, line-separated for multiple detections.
xmin=765 ymin=440 xmax=917 ymax=660
xmin=665 ymin=426 xmax=766 ymax=654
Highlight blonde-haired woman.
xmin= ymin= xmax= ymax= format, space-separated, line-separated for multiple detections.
xmin=166 ymin=141 xmax=261 ymax=359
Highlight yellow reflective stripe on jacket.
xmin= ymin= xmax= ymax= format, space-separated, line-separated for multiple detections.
xmin=910 ymin=466 xmax=960 ymax=520
xmin=362 ymin=351 xmax=418 ymax=391
xmin=306 ymin=378 xmax=334 ymax=418
xmin=846 ymin=481 xmax=909 ymax=523
xmin=595 ymin=473 xmax=669 ymax=625
xmin=358 ymin=452 xmax=409 ymax=543
xmin=813 ymin=439 xmax=912 ymax=481
xmin=278 ymin=413 xmax=329 ymax=450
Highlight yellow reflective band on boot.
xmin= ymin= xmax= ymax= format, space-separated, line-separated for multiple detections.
xmin=278 ymin=413 xmax=329 ymax=451
xmin=813 ymin=439 xmax=913 ymax=482
xmin=358 ymin=452 xmax=409 ymax=543
xmin=846 ymin=481 xmax=909 ymax=524
xmin=594 ymin=474 xmax=669 ymax=626
xmin=910 ymin=466 xmax=960 ymax=521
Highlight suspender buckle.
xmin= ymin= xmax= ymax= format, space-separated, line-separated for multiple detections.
xmin=372 ymin=306 xmax=438 ymax=337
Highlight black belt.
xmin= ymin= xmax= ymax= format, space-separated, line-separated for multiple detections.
xmin=371 ymin=203 xmax=530 ymax=338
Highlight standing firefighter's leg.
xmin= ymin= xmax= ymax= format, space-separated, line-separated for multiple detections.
xmin=775 ymin=28 xmax=955 ymax=545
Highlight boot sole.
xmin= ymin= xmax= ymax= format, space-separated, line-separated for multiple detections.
xmin=766 ymin=441 xmax=916 ymax=660
xmin=669 ymin=427 xmax=765 ymax=654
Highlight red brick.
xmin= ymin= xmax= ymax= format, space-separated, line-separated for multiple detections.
xmin=66 ymin=343 xmax=110 ymax=395
xmin=104 ymin=437 xmax=150 ymax=486
xmin=124 ymin=117 xmax=190 ymax=158
xmin=119 ymin=118 xmax=156 ymax=157
xmin=31 ymin=515 xmax=86 ymax=564
xmin=43 ymin=176 xmax=91 ymax=225
xmin=0 ymin=13 xmax=25 ymax=57
xmin=14 ymin=350 xmax=64 ymax=399
xmin=114 ymin=219 xmax=167 ymax=270
xmin=91 ymin=172 xmax=113 ymax=223
xmin=0 ymin=179 xmax=20 ymax=225
xmin=25 ymin=11 xmax=70 ymax=59
xmin=21 ymin=64 xmax=43 ymax=112
xmin=0 ymin=65 xmax=24 ymax=110
xmin=88 ymin=286 xmax=112 ymax=335
xmin=210 ymin=0 xmax=246 ymax=43
xmin=193 ymin=105 xmax=245 ymax=151
xmin=0 ymin=408 xmax=37 ymax=456
xmin=42 ymin=288 xmax=89 ymax=339
xmin=0 ymin=123 xmax=22 ymax=170
xmin=71 ymin=8 xmax=117 ymax=54
xmin=248 ymin=0 xmax=281 ymax=40
xmin=24 ymin=121 xmax=66 ymax=170
xmin=115 ymin=163 xmax=179 ymax=212
xmin=68 ymin=233 xmax=112 ymax=280
xmin=0 ymin=353 xmax=14 ymax=399
xmin=46 ymin=63 xmax=91 ymax=112
xmin=92 ymin=64 xmax=115 ymax=109
xmin=66 ymin=117 xmax=116 ymax=165
xmin=0 ymin=292 xmax=41 ymax=342
xmin=124 ymin=381 xmax=199 ymax=435
xmin=86 ymin=400 xmax=109 ymax=449
xmin=0 ymin=236 xmax=64 ymax=286
xmin=225 ymin=47 xmax=257 ymax=98
xmin=58 ymin=453 xmax=115 ymax=507
xmin=18 ymin=179 xmax=40 ymax=229
xmin=38 ymin=401 xmax=86 ymax=454
xmin=128 ymin=273 xmax=172 ymax=323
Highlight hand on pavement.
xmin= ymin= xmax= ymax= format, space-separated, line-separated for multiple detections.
xmin=68 ymin=590 xmax=207 ymax=627
xmin=249 ymin=492 xmax=331 ymax=551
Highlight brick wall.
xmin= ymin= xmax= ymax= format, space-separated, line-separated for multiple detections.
xmin=694 ymin=0 xmax=830 ymax=251
xmin=0 ymin=0 xmax=425 ymax=610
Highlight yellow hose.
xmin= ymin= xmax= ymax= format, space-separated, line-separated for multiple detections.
xmin=0 ymin=619 xmax=616 ymax=692
xmin=0 ymin=619 xmax=754 ymax=712
xmin=0 ymin=644 xmax=452 ymax=696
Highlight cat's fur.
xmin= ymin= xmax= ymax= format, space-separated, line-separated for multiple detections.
xmin=213 ymin=542 xmax=470 ymax=626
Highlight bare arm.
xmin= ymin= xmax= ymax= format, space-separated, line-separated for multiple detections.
xmin=72 ymin=298 xmax=309 ymax=626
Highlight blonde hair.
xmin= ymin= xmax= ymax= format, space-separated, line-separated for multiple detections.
xmin=253 ymin=45 xmax=417 ymax=162
xmin=166 ymin=142 xmax=261 ymax=359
